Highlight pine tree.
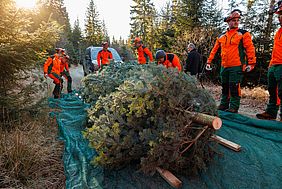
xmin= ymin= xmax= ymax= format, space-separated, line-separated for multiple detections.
xmin=130 ymin=0 xmax=157 ymax=49
xmin=71 ymin=18 xmax=83 ymax=64
xmin=84 ymin=0 xmax=103 ymax=46
xmin=199 ymin=0 xmax=222 ymax=28
xmin=174 ymin=0 xmax=204 ymax=31
xmin=0 ymin=0 xmax=61 ymax=124
xmin=155 ymin=2 xmax=175 ymax=51
xmin=101 ymin=20 xmax=110 ymax=42
xmin=36 ymin=0 xmax=74 ymax=59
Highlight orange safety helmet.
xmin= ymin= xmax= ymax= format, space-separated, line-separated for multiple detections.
xmin=132 ymin=37 xmax=142 ymax=44
xmin=224 ymin=9 xmax=242 ymax=22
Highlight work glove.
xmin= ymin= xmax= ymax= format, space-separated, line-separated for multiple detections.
xmin=244 ymin=65 xmax=255 ymax=72
xmin=205 ymin=63 xmax=212 ymax=71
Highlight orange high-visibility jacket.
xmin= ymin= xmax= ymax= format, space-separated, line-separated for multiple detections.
xmin=137 ymin=45 xmax=153 ymax=64
xmin=158 ymin=53 xmax=182 ymax=71
xmin=97 ymin=49 xmax=113 ymax=67
xmin=60 ymin=56 xmax=70 ymax=73
xmin=269 ymin=27 xmax=282 ymax=66
xmin=207 ymin=28 xmax=256 ymax=68
xmin=43 ymin=54 xmax=62 ymax=75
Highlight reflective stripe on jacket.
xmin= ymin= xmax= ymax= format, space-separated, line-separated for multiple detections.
xmin=137 ymin=45 xmax=153 ymax=64
xmin=207 ymin=28 xmax=256 ymax=68
xmin=97 ymin=49 xmax=113 ymax=67
xmin=158 ymin=53 xmax=182 ymax=71
xmin=43 ymin=54 xmax=62 ymax=75
xmin=270 ymin=27 xmax=282 ymax=66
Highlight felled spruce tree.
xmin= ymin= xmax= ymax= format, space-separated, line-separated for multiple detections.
xmin=82 ymin=63 xmax=217 ymax=175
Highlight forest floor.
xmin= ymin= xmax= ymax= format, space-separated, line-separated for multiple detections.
xmin=0 ymin=64 xmax=272 ymax=188
xmin=203 ymin=82 xmax=268 ymax=118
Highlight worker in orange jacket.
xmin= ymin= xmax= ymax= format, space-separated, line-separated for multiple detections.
xmin=97 ymin=42 xmax=113 ymax=69
xmin=60 ymin=49 xmax=72 ymax=93
xmin=43 ymin=48 xmax=64 ymax=98
xmin=206 ymin=9 xmax=256 ymax=113
xmin=155 ymin=50 xmax=182 ymax=72
xmin=256 ymin=2 xmax=282 ymax=120
xmin=132 ymin=37 xmax=153 ymax=64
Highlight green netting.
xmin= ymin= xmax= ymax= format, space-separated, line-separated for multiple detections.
xmin=49 ymin=94 xmax=282 ymax=189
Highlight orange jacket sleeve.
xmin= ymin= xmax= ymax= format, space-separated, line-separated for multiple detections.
xmin=207 ymin=39 xmax=220 ymax=64
xmin=43 ymin=57 xmax=53 ymax=74
xmin=97 ymin=52 xmax=101 ymax=67
xmin=144 ymin=48 xmax=153 ymax=62
xmin=172 ymin=55 xmax=182 ymax=71
xmin=242 ymin=32 xmax=256 ymax=65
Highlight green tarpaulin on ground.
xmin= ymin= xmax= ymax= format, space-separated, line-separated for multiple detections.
xmin=49 ymin=93 xmax=282 ymax=189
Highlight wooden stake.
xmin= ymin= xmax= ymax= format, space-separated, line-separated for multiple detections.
xmin=156 ymin=167 xmax=182 ymax=188
xmin=211 ymin=135 xmax=241 ymax=152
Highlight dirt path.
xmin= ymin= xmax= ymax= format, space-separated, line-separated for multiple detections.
xmin=69 ymin=64 xmax=84 ymax=90
xmin=45 ymin=64 xmax=84 ymax=95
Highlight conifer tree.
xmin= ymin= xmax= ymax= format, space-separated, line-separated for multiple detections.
xmin=36 ymin=0 xmax=73 ymax=58
xmin=155 ymin=2 xmax=175 ymax=51
xmin=71 ymin=18 xmax=83 ymax=64
xmin=130 ymin=0 xmax=157 ymax=49
xmin=0 ymin=0 xmax=61 ymax=123
xmin=101 ymin=20 xmax=110 ymax=42
xmin=84 ymin=0 xmax=103 ymax=46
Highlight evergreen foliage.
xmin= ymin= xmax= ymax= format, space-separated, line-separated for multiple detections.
xmin=70 ymin=18 xmax=83 ymax=65
xmin=0 ymin=0 xmax=61 ymax=123
xmin=82 ymin=63 xmax=217 ymax=174
xmin=130 ymin=0 xmax=157 ymax=50
xmin=84 ymin=0 xmax=104 ymax=46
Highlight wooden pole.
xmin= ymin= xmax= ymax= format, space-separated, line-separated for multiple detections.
xmin=211 ymin=135 xmax=241 ymax=152
xmin=156 ymin=167 xmax=182 ymax=188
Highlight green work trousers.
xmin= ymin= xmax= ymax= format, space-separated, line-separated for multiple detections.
xmin=266 ymin=65 xmax=282 ymax=118
xmin=61 ymin=70 xmax=72 ymax=93
xmin=220 ymin=66 xmax=243 ymax=111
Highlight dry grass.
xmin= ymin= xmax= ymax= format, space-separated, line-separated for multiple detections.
xmin=0 ymin=104 xmax=65 ymax=189
xmin=203 ymin=82 xmax=268 ymax=115
xmin=241 ymin=86 xmax=268 ymax=101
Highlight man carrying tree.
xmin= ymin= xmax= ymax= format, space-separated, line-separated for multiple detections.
xmin=206 ymin=9 xmax=256 ymax=113
xmin=97 ymin=42 xmax=113 ymax=69
xmin=43 ymin=48 xmax=64 ymax=98
xmin=256 ymin=1 xmax=282 ymax=121
xmin=155 ymin=50 xmax=182 ymax=72
xmin=132 ymin=37 xmax=153 ymax=64
xmin=60 ymin=49 xmax=73 ymax=93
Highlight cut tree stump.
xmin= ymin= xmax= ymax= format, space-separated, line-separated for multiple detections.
xmin=173 ymin=107 xmax=222 ymax=130
xmin=156 ymin=167 xmax=182 ymax=188
xmin=211 ymin=135 xmax=241 ymax=152
xmin=190 ymin=112 xmax=222 ymax=130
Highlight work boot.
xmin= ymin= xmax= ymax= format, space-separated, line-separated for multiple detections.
xmin=225 ymin=108 xmax=238 ymax=113
xmin=218 ymin=105 xmax=229 ymax=111
xmin=256 ymin=112 xmax=276 ymax=120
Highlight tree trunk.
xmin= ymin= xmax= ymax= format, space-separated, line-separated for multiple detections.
xmin=264 ymin=0 xmax=276 ymax=41
xmin=173 ymin=107 xmax=222 ymax=130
